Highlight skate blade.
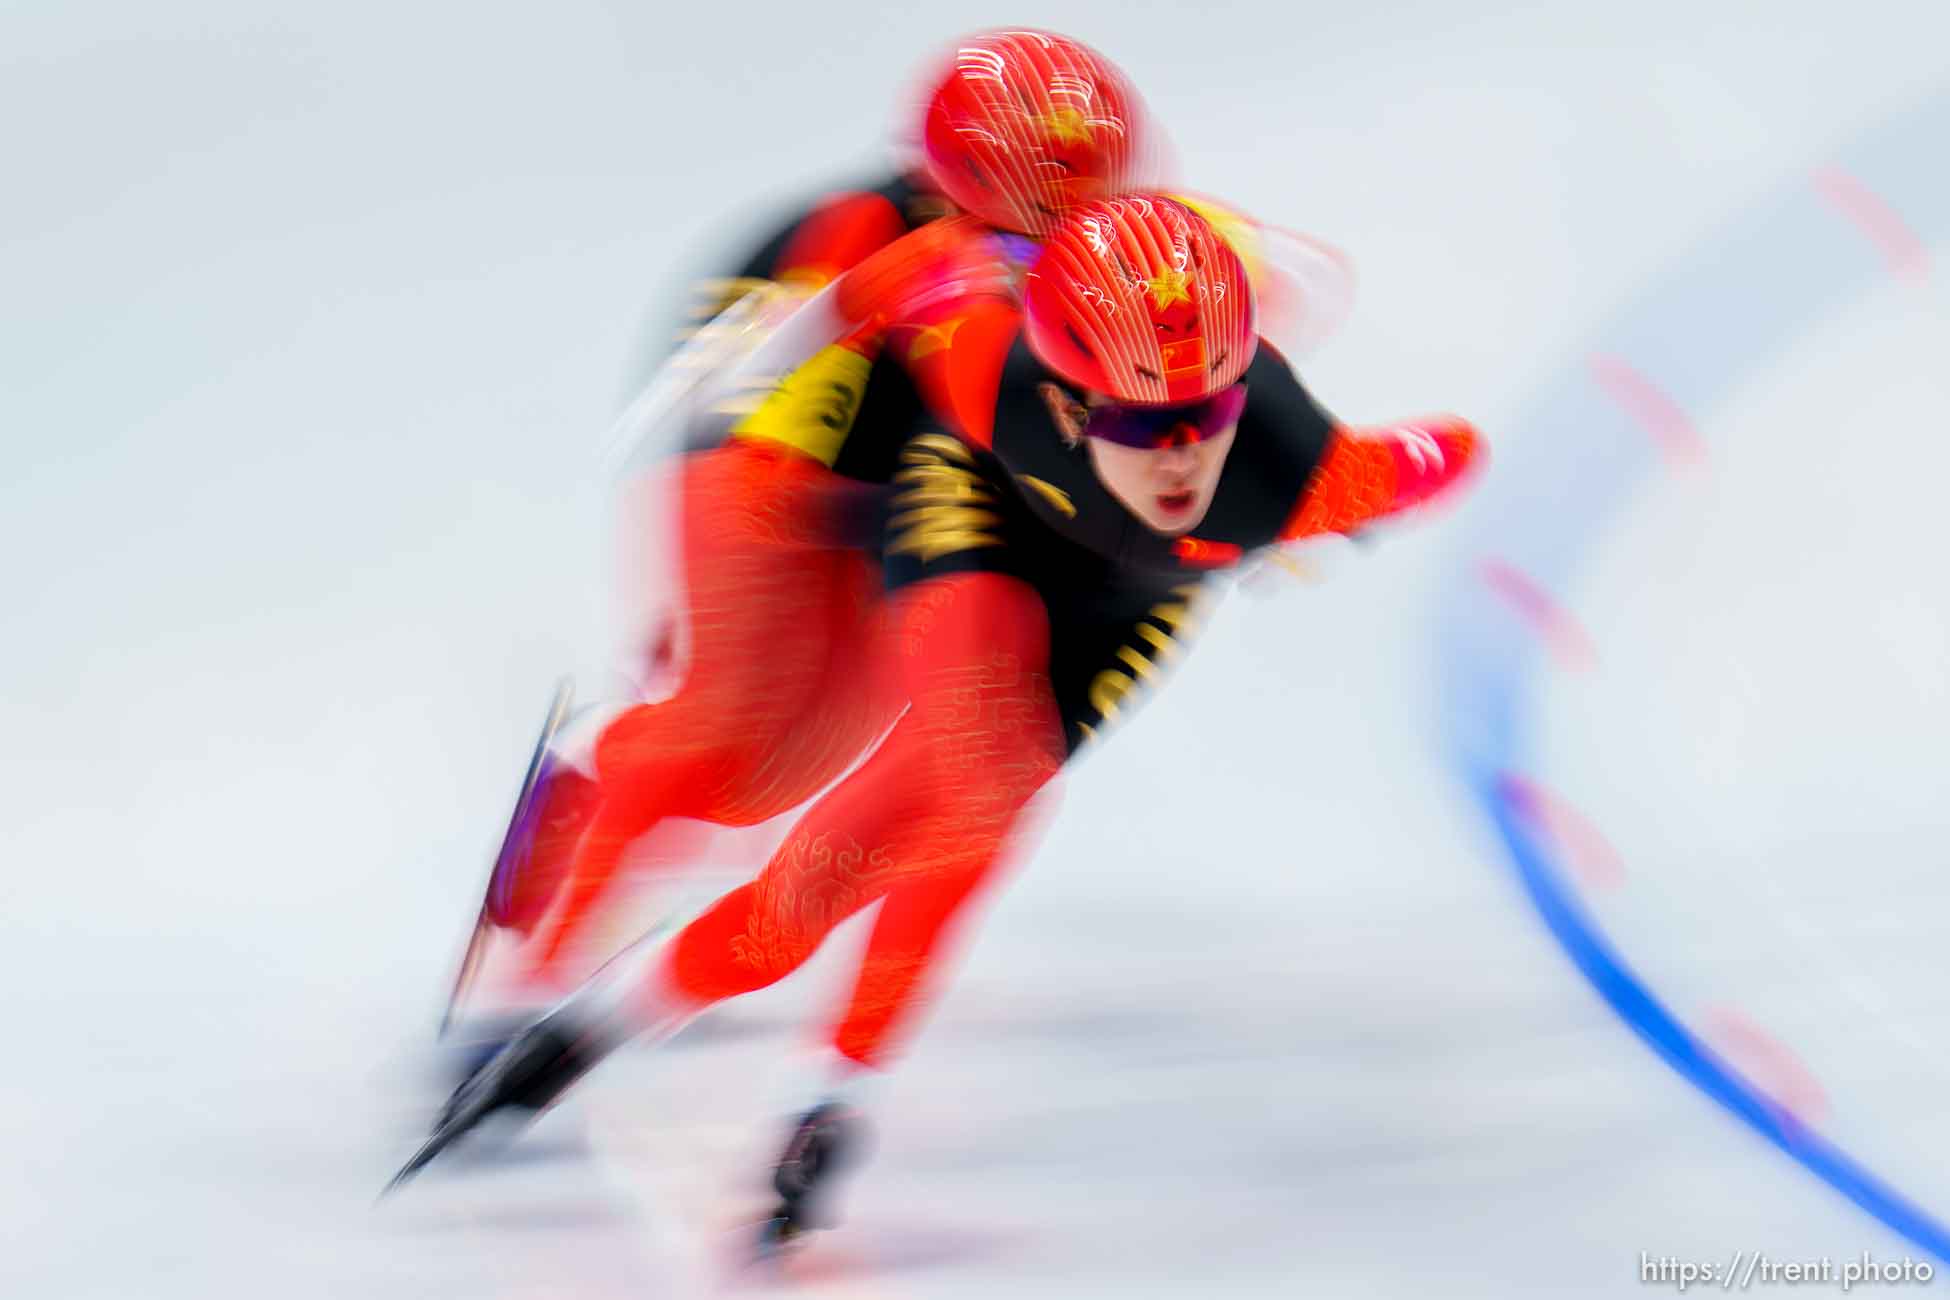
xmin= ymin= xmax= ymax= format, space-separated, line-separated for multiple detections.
xmin=379 ymin=1141 xmax=440 ymax=1199
xmin=378 ymin=1114 xmax=470 ymax=1200
xmin=752 ymin=1213 xmax=806 ymax=1263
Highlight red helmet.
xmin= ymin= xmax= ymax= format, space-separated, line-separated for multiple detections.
xmin=1023 ymin=195 xmax=1258 ymax=405
xmin=919 ymin=30 xmax=1149 ymax=237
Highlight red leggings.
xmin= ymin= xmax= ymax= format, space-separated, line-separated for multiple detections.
xmin=661 ymin=571 xmax=1066 ymax=1068
xmin=515 ymin=440 xmax=899 ymax=985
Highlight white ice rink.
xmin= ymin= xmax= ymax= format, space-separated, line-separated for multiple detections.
xmin=6 ymin=3 xmax=1949 ymax=1296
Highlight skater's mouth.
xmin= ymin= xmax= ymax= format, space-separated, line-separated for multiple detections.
xmin=1155 ymin=489 xmax=1197 ymax=517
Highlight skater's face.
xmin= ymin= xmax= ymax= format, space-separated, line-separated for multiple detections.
xmin=1042 ymin=383 xmax=1242 ymax=536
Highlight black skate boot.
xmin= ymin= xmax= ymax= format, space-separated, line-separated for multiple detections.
xmin=438 ymin=1010 xmax=535 ymax=1091
xmin=385 ymin=1007 xmax=613 ymax=1195
xmin=756 ymin=1102 xmax=867 ymax=1254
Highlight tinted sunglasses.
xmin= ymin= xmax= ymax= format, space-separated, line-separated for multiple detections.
xmin=1082 ymin=384 xmax=1248 ymax=449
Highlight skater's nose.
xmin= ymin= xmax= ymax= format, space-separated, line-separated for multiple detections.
xmin=1154 ymin=442 xmax=1201 ymax=477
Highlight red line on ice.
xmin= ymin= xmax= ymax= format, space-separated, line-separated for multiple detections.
xmin=1810 ymin=166 xmax=1931 ymax=283
xmin=1498 ymin=774 xmax=1625 ymax=889
xmin=1480 ymin=557 xmax=1597 ymax=670
xmin=1705 ymin=1007 xmax=1832 ymax=1126
xmin=1588 ymin=354 xmax=1707 ymax=467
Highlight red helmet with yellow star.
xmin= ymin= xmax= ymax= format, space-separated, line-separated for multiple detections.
xmin=1022 ymin=194 xmax=1258 ymax=405
xmin=919 ymin=30 xmax=1150 ymax=237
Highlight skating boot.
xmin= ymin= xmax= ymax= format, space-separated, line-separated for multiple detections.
xmin=756 ymin=1102 xmax=867 ymax=1254
xmin=386 ymin=1005 xmax=614 ymax=1194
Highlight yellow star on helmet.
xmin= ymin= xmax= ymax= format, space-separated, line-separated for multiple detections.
xmin=905 ymin=315 xmax=966 ymax=362
xmin=1144 ymin=268 xmax=1192 ymax=310
xmin=1041 ymin=105 xmax=1094 ymax=146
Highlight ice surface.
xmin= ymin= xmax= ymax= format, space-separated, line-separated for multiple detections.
xmin=5 ymin=2 xmax=1948 ymax=1295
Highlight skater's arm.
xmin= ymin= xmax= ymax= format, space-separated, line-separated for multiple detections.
xmin=729 ymin=223 xmax=1016 ymax=467
xmin=1249 ymin=346 xmax=1483 ymax=543
xmin=767 ymin=189 xmax=912 ymax=289
xmin=680 ymin=186 xmax=914 ymax=344
xmin=1277 ymin=417 xmax=1483 ymax=542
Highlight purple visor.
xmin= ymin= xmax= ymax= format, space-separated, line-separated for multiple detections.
xmin=1083 ymin=385 xmax=1248 ymax=449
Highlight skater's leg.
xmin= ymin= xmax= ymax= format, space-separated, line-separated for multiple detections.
xmin=647 ymin=572 xmax=1064 ymax=1014
xmin=519 ymin=444 xmax=880 ymax=986
xmin=827 ymin=807 xmax=1047 ymax=1069
xmin=706 ymin=548 xmax=900 ymax=828
xmin=492 ymin=766 xmax=602 ymax=935
xmin=392 ymin=574 xmax=1060 ymax=1197
xmin=735 ymin=572 xmax=1063 ymax=1246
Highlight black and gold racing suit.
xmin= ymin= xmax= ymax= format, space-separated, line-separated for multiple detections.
xmin=873 ymin=331 xmax=1338 ymax=752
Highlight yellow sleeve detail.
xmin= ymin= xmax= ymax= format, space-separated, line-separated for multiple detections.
xmin=730 ymin=343 xmax=874 ymax=468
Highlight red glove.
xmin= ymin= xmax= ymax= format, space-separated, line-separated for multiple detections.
xmin=1279 ymin=416 xmax=1483 ymax=541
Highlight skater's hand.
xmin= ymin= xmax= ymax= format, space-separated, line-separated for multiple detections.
xmin=1280 ymin=417 xmax=1484 ymax=541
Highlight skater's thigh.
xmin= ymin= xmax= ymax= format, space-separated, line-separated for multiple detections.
xmin=669 ymin=449 xmax=863 ymax=716
xmin=711 ymin=553 xmax=902 ymax=825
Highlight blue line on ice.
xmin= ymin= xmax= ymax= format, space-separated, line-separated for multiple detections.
xmin=1435 ymin=86 xmax=1950 ymax=1260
